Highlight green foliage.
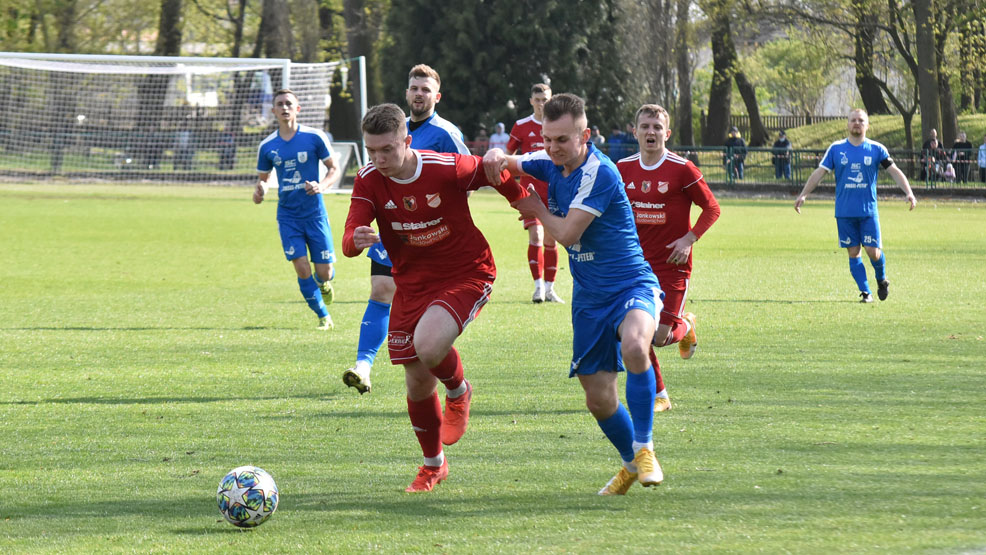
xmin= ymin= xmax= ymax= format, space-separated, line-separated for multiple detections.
xmin=1 ymin=185 xmax=985 ymax=551
xmin=379 ymin=0 xmax=636 ymax=138
xmin=746 ymin=29 xmax=838 ymax=116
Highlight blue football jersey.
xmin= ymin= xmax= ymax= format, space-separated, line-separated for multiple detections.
xmin=407 ymin=113 xmax=470 ymax=154
xmin=819 ymin=138 xmax=890 ymax=218
xmin=257 ymin=125 xmax=333 ymax=220
xmin=520 ymin=142 xmax=657 ymax=305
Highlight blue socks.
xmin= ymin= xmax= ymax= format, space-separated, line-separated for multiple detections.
xmin=357 ymin=299 xmax=391 ymax=365
xmin=626 ymin=369 xmax=656 ymax=444
xmin=870 ymin=252 xmax=886 ymax=282
xmin=298 ymin=276 xmax=328 ymax=318
xmin=848 ymin=257 xmax=870 ymax=293
xmin=596 ymin=404 xmax=636 ymax=463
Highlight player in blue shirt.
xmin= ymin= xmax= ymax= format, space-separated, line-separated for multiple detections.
xmin=484 ymin=93 xmax=665 ymax=495
xmin=342 ymin=64 xmax=470 ymax=394
xmin=254 ymin=89 xmax=339 ymax=329
xmin=795 ymin=108 xmax=916 ymax=303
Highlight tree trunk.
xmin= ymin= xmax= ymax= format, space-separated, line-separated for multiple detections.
xmin=257 ymin=0 xmax=293 ymax=59
xmin=155 ymin=0 xmax=182 ymax=56
xmin=735 ymin=71 xmax=767 ymax=146
xmin=648 ymin=0 xmax=674 ymax=105
xmin=673 ymin=0 xmax=693 ymax=146
xmin=851 ymin=0 xmax=891 ymax=114
xmin=912 ymin=0 xmax=941 ymax=143
xmin=343 ymin=0 xmax=382 ymax=105
xmin=296 ymin=0 xmax=320 ymax=62
xmin=702 ymin=1 xmax=733 ymax=146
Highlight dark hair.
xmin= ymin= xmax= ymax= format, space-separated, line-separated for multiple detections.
xmin=273 ymin=89 xmax=298 ymax=101
xmin=543 ymin=93 xmax=585 ymax=123
xmin=362 ymin=103 xmax=407 ymax=136
xmin=634 ymin=104 xmax=670 ymax=126
xmin=531 ymin=83 xmax=551 ymax=96
xmin=408 ymin=64 xmax=441 ymax=88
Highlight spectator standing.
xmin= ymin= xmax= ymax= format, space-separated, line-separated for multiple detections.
xmin=979 ymin=134 xmax=986 ymax=183
xmin=724 ymin=126 xmax=747 ymax=179
xmin=951 ymin=131 xmax=973 ymax=183
xmin=920 ymin=138 xmax=947 ymax=183
xmin=590 ymin=125 xmax=606 ymax=148
xmin=488 ymin=122 xmax=510 ymax=152
xmin=607 ymin=126 xmax=625 ymax=159
xmin=771 ymin=130 xmax=792 ymax=180
xmin=472 ymin=126 xmax=489 ymax=155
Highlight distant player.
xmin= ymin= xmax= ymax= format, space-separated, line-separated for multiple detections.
xmin=484 ymin=93 xmax=665 ymax=496
xmin=343 ymin=64 xmax=470 ymax=394
xmin=508 ymin=83 xmax=564 ymax=303
xmin=795 ymin=108 xmax=916 ymax=303
xmin=343 ymin=103 xmax=524 ymax=491
xmin=617 ymin=104 xmax=720 ymax=413
xmin=254 ymin=89 xmax=339 ymax=330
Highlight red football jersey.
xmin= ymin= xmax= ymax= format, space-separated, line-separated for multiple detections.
xmin=344 ymin=150 xmax=522 ymax=292
xmin=617 ymin=150 xmax=721 ymax=275
xmin=507 ymin=115 xmax=548 ymax=191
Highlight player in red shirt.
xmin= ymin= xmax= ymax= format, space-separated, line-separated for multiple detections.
xmin=342 ymin=103 xmax=525 ymax=492
xmin=508 ymin=83 xmax=564 ymax=304
xmin=617 ymin=104 xmax=721 ymax=412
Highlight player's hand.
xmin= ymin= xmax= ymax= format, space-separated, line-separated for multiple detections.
xmin=510 ymin=184 xmax=542 ymax=220
xmin=353 ymin=226 xmax=380 ymax=249
xmin=483 ymin=148 xmax=508 ymax=185
xmin=304 ymin=180 xmax=321 ymax=195
xmin=253 ymin=182 xmax=266 ymax=204
xmin=666 ymin=236 xmax=694 ymax=265
xmin=907 ymin=194 xmax=917 ymax=211
xmin=794 ymin=195 xmax=805 ymax=214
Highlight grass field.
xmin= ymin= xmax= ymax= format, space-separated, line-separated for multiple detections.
xmin=1 ymin=184 xmax=984 ymax=553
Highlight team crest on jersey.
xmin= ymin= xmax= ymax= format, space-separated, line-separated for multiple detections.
xmin=270 ymin=150 xmax=282 ymax=166
xmin=297 ymin=152 xmax=308 ymax=163
xmin=403 ymin=196 xmax=418 ymax=211
xmin=642 ymin=181 xmax=652 ymax=193
xmin=863 ymin=156 xmax=872 ymax=166
xmin=658 ymin=181 xmax=669 ymax=194
xmin=426 ymin=193 xmax=441 ymax=208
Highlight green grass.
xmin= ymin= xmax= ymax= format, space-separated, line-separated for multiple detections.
xmin=787 ymin=113 xmax=986 ymax=151
xmin=1 ymin=184 xmax=985 ymax=553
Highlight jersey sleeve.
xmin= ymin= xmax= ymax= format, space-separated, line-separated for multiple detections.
xmin=819 ymin=143 xmax=836 ymax=170
xmin=257 ymin=144 xmax=272 ymax=173
xmin=341 ymin=177 xmax=377 ymax=258
xmin=683 ymin=164 xmax=721 ymax=239
xmin=519 ymin=151 xmax=551 ymax=182
xmin=570 ymin=164 xmax=619 ymax=218
xmin=448 ymin=129 xmax=471 ymax=155
xmin=506 ymin=123 xmax=522 ymax=153
xmin=314 ymin=130 xmax=333 ymax=160
xmin=455 ymin=154 xmax=525 ymax=201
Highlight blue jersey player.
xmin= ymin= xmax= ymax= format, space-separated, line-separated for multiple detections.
xmin=484 ymin=93 xmax=666 ymax=495
xmin=254 ymin=89 xmax=340 ymax=329
xmin=342 ymin=64 xmax=470 ymax=394
xmin=795 ymin=108 xmax=916 ymax=303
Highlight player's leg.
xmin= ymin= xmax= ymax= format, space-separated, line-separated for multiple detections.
xmin=861 ymin=217 xmax=889 ymax=301
xmin=648 ymin=348 xmax=671 ymax=412
xmin=838 ymin=218 xmax=872 ymax=302
xmin=526 ymin=220 xmax=545 ymax=303
xmin=652 ymin=274 xmax=696 ymax=359
xmin=403 ymin=358 xmax=447 ymax=492
xmin=343 ymin=247 xmax=395 ymax=393
xmin=580 ymin=370 xmax=639 ymax=495
xmin=616 ymin=288 xmax=663 ymax=487
xmin=307 ymin=217 xmax=336 ymax=304
xmin=279 ymin=219 xmax=330 ymax=328
xmin=542 ymin=231 xmax=564 ymax=303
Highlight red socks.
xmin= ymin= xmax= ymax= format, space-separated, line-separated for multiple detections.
xmin=528 ymin=243 xmax=543 ymax=280
xmin=429 ymin=347 xmax=464 ymax=391
xmin=648 ymin=348 xmax=665 ymax=393
xmin=407 ymin=392 xmax=443 ymax=458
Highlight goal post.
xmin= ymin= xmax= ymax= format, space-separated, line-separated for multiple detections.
xmin=0 ymin=53 xmax=366 ymax=186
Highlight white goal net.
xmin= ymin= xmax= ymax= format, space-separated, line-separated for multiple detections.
xmin=0 ymin=53 xmax=365 ymax=186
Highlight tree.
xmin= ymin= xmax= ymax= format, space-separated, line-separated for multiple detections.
xmin=700 ymin=0 xmax=734 ymax=146
xmin=747 ymin=32 xmax=838 ymax=117
xmin=911 ymin=0 xmax=941 ymax=143
xmin=673 ymin=0 xmax=694 ymax=145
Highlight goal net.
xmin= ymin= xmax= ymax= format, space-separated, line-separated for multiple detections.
xmin=0 ymin=53 xmax=365 ymax=186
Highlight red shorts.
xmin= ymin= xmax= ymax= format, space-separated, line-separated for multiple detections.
xmin=655 ymin=270 xmax=690 ymax=327
xmin=387 ymin=276 xmax=493 ymax=364
xmin=522 ymin=179 xmax=549 ymax=230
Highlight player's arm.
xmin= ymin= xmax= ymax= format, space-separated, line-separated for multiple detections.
xmin=304 ymin=155 xmax=340 ymax=195
xmin=254 ymin=172 xmax=271 ymax=204
xmin=669 ymin=178 xmax=722 ymax=265
xmin=513 ymin=194 xmax=594 ymax=248
xmin=886 ymin=162 xmax=917 ymax=210
xmin=482 ymin=148 xmax=529 ymax=184
xmin=341 ymin=192 xmax=378 ymax=257
xmin=794 ymin=166 xmax=829 ymax=213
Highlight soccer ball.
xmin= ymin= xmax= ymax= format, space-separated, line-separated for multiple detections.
xmin=216 ymin=466 xmax=279 ymax=528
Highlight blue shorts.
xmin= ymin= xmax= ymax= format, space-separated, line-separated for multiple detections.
xmin=277 ymin=216 xmax=336 ymax=263
xmin=836 ymin=216 xmax=881 ymax=249
xmin=570 ymin=279 xmax=662 ymax=377
xmin=365 ymin=241 xmax=393 ymax=268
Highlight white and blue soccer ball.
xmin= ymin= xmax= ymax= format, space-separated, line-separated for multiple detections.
xmin=216 ymin=466 xmax=279 ymax=528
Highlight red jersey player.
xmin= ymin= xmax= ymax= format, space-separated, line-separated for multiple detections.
xmin=507 ymin=83 xmax=564 ymax=304
xmin=616 ymin=104 xmax=721 ymax=412
xmin=342 ymin=103 xmax=524 ymax=492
